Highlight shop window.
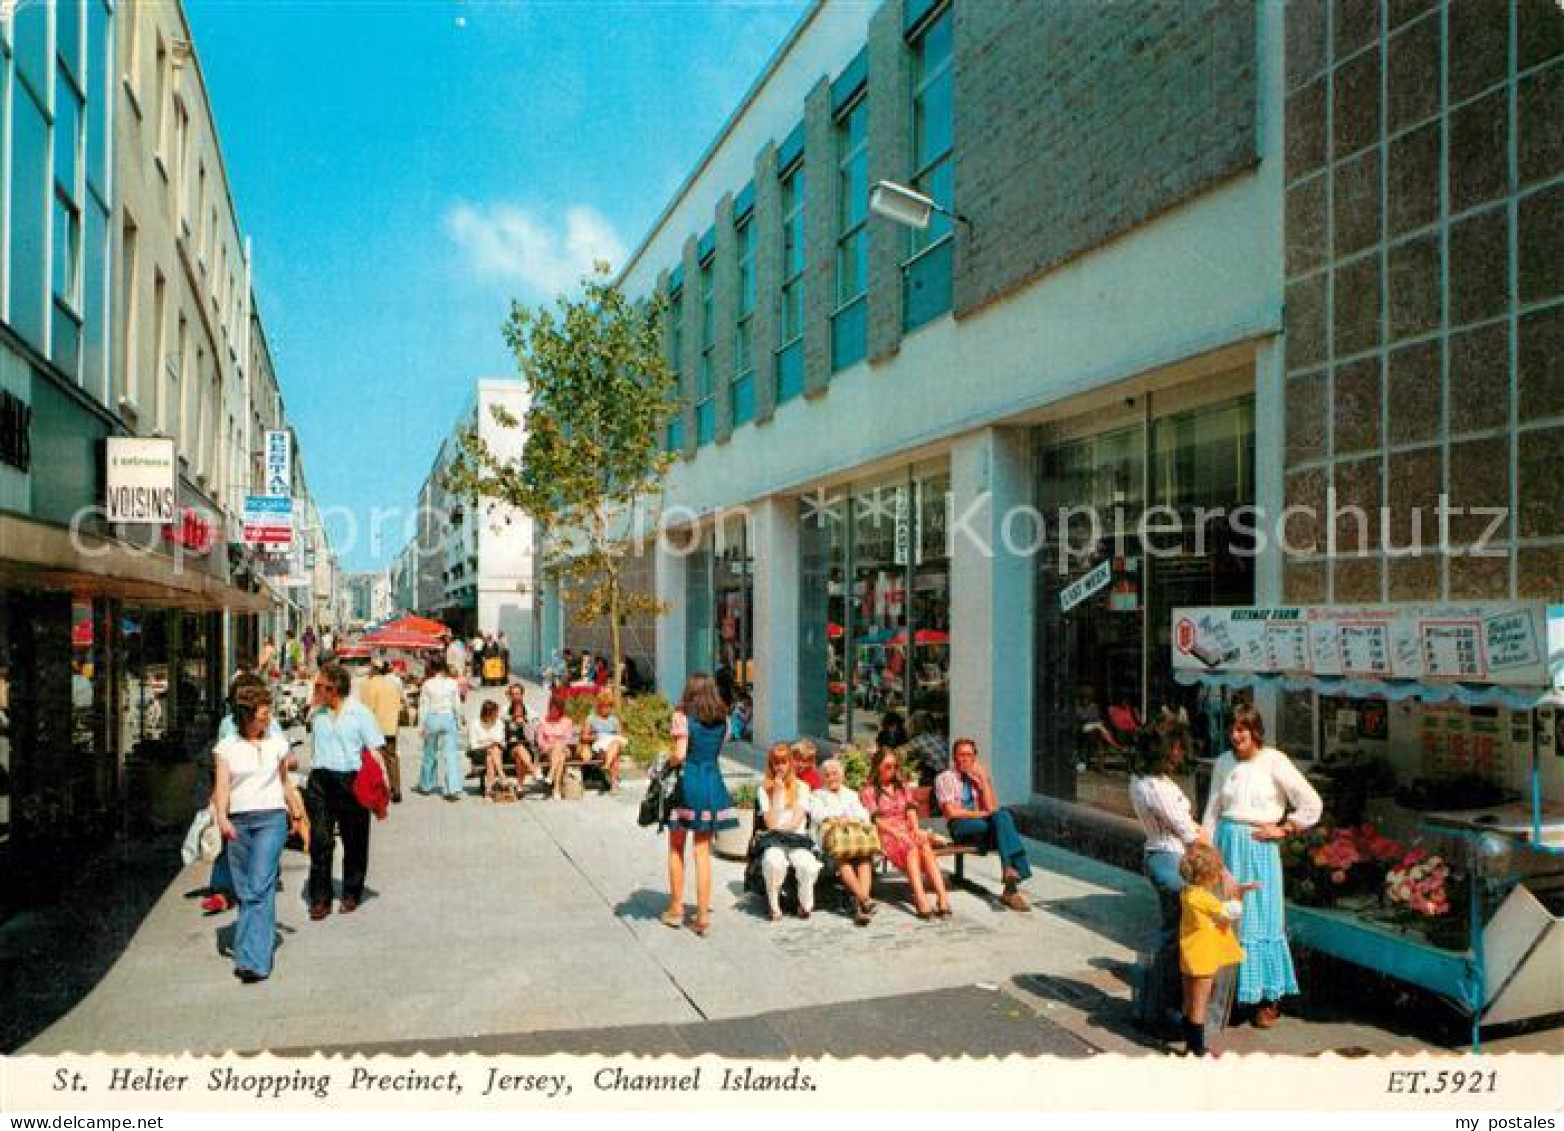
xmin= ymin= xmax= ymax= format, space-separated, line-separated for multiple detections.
xmin=904 ymin=4 xmax=954 ymax=331
xmin=1033 ymin=395 xmax=1256 ymax=816
xmin=833 ymin=92 xmax=869 ymax=371
xmin=775 ymin=161 xmax=805 ymax=404
xmin=10 ymin=82 xmax=50 ymax=354
xmin=803 ymin=464 xmax=951 ymax=763
xmin=731 ymin=217 xmax=755 ymax=428
xmin=714 ymin=514 xmax=753 ymax=705
xmin=696 ymin=256 xmax=715 ymax=445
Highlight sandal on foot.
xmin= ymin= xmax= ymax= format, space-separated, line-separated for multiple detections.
xmin=659 ymin=910 xmax=684 ymax=929
xmin=691 ymin=918 xmax=710 ymax=937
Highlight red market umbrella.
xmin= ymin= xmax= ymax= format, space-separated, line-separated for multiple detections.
xmin=381 ymin=615 xmax=450 ymax=638
xmin=359 ymin=630 xmax=446 ymax=651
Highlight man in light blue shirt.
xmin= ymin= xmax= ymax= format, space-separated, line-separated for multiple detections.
xmin=304 ymin=664 xmax=386 ymax=920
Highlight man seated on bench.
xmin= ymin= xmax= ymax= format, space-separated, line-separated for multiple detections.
xmin=934 ymin=738 xmax=1033 ymax=912
xmin=577 ymin=689 xmax=628 ymax=792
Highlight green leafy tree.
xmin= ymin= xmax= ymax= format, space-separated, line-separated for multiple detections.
xmin=445 ymin=263 xmax=678 ymax=695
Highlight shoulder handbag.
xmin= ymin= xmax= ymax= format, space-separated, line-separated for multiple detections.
xmin=639 ymin=761 xmax=684 ymax=829
xmin=352 ymin=747 xmax=390 ymax=820
xmin=753 ymin=828 xmax=817 ymax=856
xmin=821 ymin=818 xmax=881 ymax=862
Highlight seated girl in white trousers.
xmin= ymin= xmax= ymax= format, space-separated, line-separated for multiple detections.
xmin=756 ymin=743 xmax=822 ymax=921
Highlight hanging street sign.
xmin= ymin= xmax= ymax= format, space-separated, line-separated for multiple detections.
xmin=243 ymin=494 xmax=293 ymax=546
xmin=264 ymin=430 xmax=292 ymax=498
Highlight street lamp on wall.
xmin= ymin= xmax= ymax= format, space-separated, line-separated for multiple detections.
xmin=869 ymin=180 xmax=971 ymax=231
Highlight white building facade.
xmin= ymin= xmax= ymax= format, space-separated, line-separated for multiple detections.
xmin=603 ymin=0 xmax=1286 ymax=823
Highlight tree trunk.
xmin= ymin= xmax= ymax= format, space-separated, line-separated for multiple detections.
xmin=608 ymin=569 xmax=623 ymax=701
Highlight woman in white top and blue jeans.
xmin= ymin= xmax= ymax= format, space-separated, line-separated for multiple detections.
xmin=212 ymin=682 xmax=304 ymax=983
xmin=1127 ymin=714 xmax=1203 ymax=1035
xmin=1201 ymin=702 xmax=1323 ymax=1028
xmin=416 ymin=657 xmax=465 ymax=800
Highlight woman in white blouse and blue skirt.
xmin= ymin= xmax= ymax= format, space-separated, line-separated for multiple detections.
xmin=1201 ymin=702 xmax=1323 ymax=1028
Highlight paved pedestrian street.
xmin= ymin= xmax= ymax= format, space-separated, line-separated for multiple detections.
xmin=13 ymin=692 xmax=1549 ymax=1060
xmin=19 ymin=739 xmax=1139 ymax=1056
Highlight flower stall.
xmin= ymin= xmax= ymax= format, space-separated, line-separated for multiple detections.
xmin=1172 ymin=601 xmax=1564 ymax=1050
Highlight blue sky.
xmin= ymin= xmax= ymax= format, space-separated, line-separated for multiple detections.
xmin=184 ymin=0 xmax=810 ymax=571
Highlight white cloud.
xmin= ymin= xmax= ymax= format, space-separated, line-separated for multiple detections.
xmin=445 ymin=201 xmax=627 ymax=298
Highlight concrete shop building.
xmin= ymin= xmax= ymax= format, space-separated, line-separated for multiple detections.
xmin=419 ymin=378 xmax=539 ymax=667
xmin=0 ymin=0 xmax=329 ymax=907
xmin=605 ymin=0 xmax=1563 ymax=843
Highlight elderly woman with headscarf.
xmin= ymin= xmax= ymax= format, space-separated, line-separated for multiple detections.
xmin=806 ymin=756 xmax=878 ymax=926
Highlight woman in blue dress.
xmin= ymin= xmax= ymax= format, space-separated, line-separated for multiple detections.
xmin=661 ymin=673 xmax=738 ymax=937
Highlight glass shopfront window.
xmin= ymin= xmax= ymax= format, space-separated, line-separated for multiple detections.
xmin=713 ymin=512 xmax=753 ymax=701
xmin=683 ymin=516 xmax=754 ymax=708
xmin=808 ymin=461 xmax=950 ymax=752
xmin=1033 ymin=395 xmax=1254 ymax=817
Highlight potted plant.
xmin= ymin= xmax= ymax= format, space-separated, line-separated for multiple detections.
xmin=715 ymin=782 xmax=758 ymax=860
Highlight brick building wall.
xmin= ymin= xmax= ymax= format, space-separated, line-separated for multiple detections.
xmin=952 ymin=0 xmax=1259 ymax=316
xmin=1281 ymin=0 xmax=1564 ymax=604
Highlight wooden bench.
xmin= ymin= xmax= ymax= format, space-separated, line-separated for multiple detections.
xmin=875 ymin=839 xmax=980 ymax=884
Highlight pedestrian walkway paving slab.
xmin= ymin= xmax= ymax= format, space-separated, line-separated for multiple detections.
xmin=274 ymin=985 xmax=1096 ymax=1059
xmin=13 ymin=701 xmax=1551 ymax=1057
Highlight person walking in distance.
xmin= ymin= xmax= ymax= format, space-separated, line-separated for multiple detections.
xmin=361 ymin=659 xmax=405 ymax=803
xmin=304 ymin=664 xmax=387 ymax=920
xmin=416 ymin=657 xmax=465 ymax=800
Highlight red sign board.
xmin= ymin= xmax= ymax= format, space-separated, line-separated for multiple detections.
xmin=163 ymin=508 xmax=215 ymax=556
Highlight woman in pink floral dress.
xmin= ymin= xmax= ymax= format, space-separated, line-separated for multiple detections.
xmin=861 ymin=746 xmax=952 ymax=920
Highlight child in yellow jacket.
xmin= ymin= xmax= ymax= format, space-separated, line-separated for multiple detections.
xmin=1178 ymin=842 xmax=1255 ymax=1056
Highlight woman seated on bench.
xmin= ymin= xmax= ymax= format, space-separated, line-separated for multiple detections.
xmin=754 ymin=742 xmax=821 ymax=921
xmin=861 ymin=745 xmax=951 ymax=920
xmin=470 ymin=699 xmax=509 ymax=798
xmin=806 ymin=757 xmax=878 ymax=927
xmin=502 ymin=683 xmax=537 ymax=785
xmin=536 ymin=694 xmax=578 ymax=800
xmin=578 ymin=690 xmax=628 ymax=791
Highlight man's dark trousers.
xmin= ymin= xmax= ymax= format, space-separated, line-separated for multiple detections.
xmin=305 ymin=768 xmax=369 ymax=905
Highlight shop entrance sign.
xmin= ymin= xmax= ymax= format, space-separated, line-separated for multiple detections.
xmin=106 ymin=437 xmax=176 ymax=524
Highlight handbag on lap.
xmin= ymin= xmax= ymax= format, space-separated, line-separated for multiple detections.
xmin=821 ymin=819 xmax=881 ymax=861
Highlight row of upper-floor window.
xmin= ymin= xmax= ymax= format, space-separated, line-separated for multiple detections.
xmin=120 ymin=0 xmax=248 ymax=362
xmin=0 ymin=4 xmax=292 ymax=513
xmin=3 ymin=0 xmax=114 ymax=405
xmin=664 ymin=0 xmax=954 ymax=455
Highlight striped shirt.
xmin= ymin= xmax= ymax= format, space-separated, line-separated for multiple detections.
xmin=1129 ymin=774 xmax=1200 ymax=856
xmin=933 ymin=768 xmax=986 ymax=815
